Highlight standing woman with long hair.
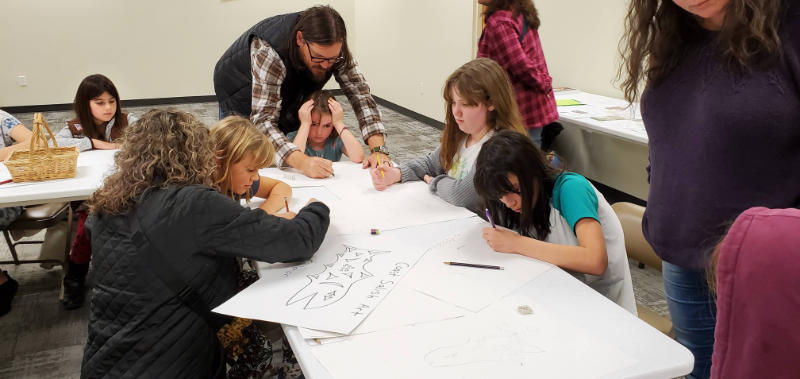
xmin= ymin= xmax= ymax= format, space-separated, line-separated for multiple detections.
xmin=477 ymin=0 xmax=558 ymax=146
xmin=619 ymin=1 xmax=800 ymax=378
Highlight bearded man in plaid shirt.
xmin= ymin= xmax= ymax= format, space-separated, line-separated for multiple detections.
xmin=214 ymin=5 xmax=389 ymax=178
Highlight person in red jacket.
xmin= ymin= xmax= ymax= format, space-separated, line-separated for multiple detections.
xmin=477 ymin=0 xmax=558 ymax=147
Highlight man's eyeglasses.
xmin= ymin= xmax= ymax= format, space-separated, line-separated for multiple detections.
xmin=305 ymin=42 xmax=344 ymax=64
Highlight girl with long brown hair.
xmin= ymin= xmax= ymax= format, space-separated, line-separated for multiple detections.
xmin=369 ymin=58 xmax=526 ymax=215
xmin=618 ymin=1 xmax=800 ymax=377
xmin=82 ymin=109 xmax=329 ymax=378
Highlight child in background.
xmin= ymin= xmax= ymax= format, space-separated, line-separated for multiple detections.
xmin=58 ymin=74 xmax=136 ymax=309
xmin=287 ymin=90 xmax=364 ymax=164
xmin=473 ymin=130 xmax=636 ymax=314
xmin=211 ymin=115 xmax=294 ymax=218
xmin=370 ymin=58 xmax=526 ymax=215
xmin=55 ymin=74 xmax=136 ymax=151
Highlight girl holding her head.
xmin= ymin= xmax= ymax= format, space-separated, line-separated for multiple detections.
xmin=370 ymin=58 xmax=526 ymax=215
xmin=212 ymin=115 xmax=294 ymax=217
xmin=473 ymin=130 xmax=635 ymax=314
xmin=82 ymin=109 xmax=329 ymax=377
xmin=287 ymin=90 xmax=364 ymax=164
xmin=56 ymin=74 xmax=136 ymax=151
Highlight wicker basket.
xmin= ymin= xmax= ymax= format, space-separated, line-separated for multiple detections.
xmin=4 ymin=113 xmax=79 ymax=182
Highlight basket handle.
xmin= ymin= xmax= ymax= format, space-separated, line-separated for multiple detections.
xmin=28 ymin=113 xmax=59 ymax=159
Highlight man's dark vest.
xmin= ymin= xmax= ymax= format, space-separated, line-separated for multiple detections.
xmin=213 ymin=12 xmax=334 ymax=134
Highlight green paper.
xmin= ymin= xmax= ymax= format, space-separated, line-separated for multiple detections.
xmin=556 ymin=99 xmax=584 ymax=106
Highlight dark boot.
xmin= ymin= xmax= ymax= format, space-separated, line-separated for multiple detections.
xmin=62 ymin=261 xmax=89 ymax=310
xmin=0 ymin=271 xmax=19 ymax=317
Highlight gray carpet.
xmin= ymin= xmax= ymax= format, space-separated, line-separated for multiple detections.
xmin=1 ymin=100 xmax=669 ymax=377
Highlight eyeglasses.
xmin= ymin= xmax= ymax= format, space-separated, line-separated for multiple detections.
xmin=305 ymin=42 xmax=344 ymax=64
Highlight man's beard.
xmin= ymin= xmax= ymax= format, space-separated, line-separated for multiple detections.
xmin=310 ymin=68 xmax=330 ymax=83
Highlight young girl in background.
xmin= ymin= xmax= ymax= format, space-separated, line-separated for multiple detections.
xmin=56 ymin=74 xmax=136 ymax=151
xmin=211 ymin=115 xmax=294 ymax=217
xmin=287 ymin=90 xmax=364 ymax=163
xmin=473 ymin=130 xmax=636 ymax=314
xmin=370 ymin=58 xmax=526 ymax=215
xmin=58 ymin=74 xmax=136 ymax=309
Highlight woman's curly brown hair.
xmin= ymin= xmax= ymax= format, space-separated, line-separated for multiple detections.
xmin=88 ymin=109 xmax=217 ymax=215
xmin=618 ymin=0 xmax=784 ymax=102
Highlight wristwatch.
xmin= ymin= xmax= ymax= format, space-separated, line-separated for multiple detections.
xmin=370 ymin=145 xmax=389 ymax=155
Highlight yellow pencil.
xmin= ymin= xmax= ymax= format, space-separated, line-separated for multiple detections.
xmin=377 ymin=155 xmax=385 ymax=178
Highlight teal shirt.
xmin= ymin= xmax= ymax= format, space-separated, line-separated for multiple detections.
xmin=551 ymin=172 xmax=599 ymax=232
xmin=286 ymin=131 xmax=344 ymax=161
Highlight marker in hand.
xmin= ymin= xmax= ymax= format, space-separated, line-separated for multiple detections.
xmin=485 ymin=208 xmax=496 ymax=228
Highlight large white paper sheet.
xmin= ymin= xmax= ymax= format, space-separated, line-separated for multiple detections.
xmin=310 ymin=295 xmax=637 ymax=379
xmin=403 ymin=220 xmax=553 ymax=312
xmin=298 ymin=285 xmax=466 ymax=340
xmin=213 ymin=233 xmax=426 ymax=334
xmin=260 ymin=163 xmax=475 ymax=235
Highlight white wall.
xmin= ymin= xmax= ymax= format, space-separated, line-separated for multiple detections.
xmin=0 ymin=0 xmax=355 ymax=107
xmin=536 ymin=0 xmax=629 ymax=99
xmin=352 ymin=0 xmax=476 ymax=122
xmin=1 ymin=1 xmax=629 ymax=113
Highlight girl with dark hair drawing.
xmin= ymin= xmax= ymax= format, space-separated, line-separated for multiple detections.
xmin=473 ymin=130 xmax=635 ymax=314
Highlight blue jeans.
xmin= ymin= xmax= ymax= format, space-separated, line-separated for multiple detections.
xmin=527 ymin=127 xmax=543 ymax=147
xmin=218 ymin=107 xmax=225 ymax=120
xmin=662 ymin=261 xmax=716 ymax=379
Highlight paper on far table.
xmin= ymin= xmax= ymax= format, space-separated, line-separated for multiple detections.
xmin=310 ymin=294 xmax=637 ymax=379
xmin=213 ymin=232 xmax=427 ymax=334
xmin=298 ymin=285 xmax=466 ymax=340
xmin=403 ymin=219 xmax=553 ymax=312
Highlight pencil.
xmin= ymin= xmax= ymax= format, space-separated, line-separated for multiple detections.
xmin=284 ymin=197 xmax=289 ymax=213
xmin=376 ymin=155 xmax=385 ymax=178
xmin=443 ymin=261 xmax=504 ymax=270
xmin=0 ymin=179 xmax=12 ymax=185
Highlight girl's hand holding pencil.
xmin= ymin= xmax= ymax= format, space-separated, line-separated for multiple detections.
xmin=370 ymin=163 xmax=401 ymax=191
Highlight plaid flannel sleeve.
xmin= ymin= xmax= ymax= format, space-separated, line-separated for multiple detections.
xmin=478 ymin=19 xmax=552 ymax=93
xmin=334 ymin=61 xmax=386 ymax=142
xmin=250 ymin=38 xmax=299 ymax=167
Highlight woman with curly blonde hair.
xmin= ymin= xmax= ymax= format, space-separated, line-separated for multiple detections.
xmin=82 ymin=109 xmax=330 ymax=378
xmin=618 ymin=1 xmax=800 ymax=378
xmin=212 ymin=115 xmax=293 ymax=216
